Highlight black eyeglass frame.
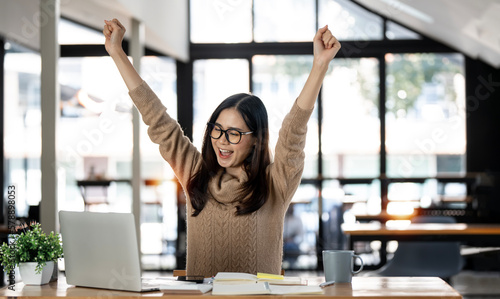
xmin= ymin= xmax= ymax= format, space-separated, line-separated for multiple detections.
xmin=207 ymin=122 xmax=253 ymax=144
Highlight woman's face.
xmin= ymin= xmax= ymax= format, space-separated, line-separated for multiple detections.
xmin=211 ymin=108 xmax=255 ymax=177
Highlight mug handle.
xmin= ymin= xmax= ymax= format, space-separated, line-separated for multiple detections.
xmin=352 ymin=254 xmax=364 ymax=274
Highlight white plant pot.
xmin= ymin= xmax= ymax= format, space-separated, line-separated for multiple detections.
xmin=19 ymin=261 xmax=54 ymax=285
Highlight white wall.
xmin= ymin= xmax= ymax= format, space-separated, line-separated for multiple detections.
xmin=0 ymin=0 xmax=41 ymax=51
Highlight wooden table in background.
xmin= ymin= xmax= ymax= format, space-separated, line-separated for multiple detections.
xmin=342 ymin=222 xmax=500 ymax=268
xmin=0 ymin=276 xmax=462 ymax=298
xmin=342 ymin=222 xmax=500 ymax=242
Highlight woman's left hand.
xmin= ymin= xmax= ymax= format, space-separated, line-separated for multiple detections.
xmin=313 ymin=25 xmax=341 ymax=67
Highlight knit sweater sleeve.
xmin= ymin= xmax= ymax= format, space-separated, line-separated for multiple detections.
xmin=270 ymin=100 xmax=314 ymax=203
xmin=128 ymin=81 xmax=201 ymax=187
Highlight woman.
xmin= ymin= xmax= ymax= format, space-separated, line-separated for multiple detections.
xmin=103 ymin=19 xmax=340 ymax=277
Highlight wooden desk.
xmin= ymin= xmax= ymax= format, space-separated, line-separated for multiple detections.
xmin=342 ymin=222 xmax=500 ymax=268
xmin=0 ymin=276 xmax=462 ymax=298
xmin=342 ymin=222 xmax=500 ymax=241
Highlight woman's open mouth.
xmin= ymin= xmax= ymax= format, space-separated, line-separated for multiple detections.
xmin=219 ymin=148 xmax=233 ymax=158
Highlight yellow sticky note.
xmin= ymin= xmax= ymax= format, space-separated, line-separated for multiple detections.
xmin=257 ymin=272 xmax=284 ymax=280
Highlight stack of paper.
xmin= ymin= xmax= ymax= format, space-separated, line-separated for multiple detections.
xmin=146 ymin=277 xmax=213 ymax=295
xmin=211 ymin=272 xmax=323 ymax=295
xmin=212 ymin=282 xmax=272 ymax=295
xmin=269 ymin=285 xmax=324 ymax=295
xmin=213 ymin=272 xmax=306 ymax=285
xmin=160 ymin=284 xmax=213 ymax=295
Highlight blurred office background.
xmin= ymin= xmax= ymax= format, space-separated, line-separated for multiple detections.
xmin=1 ymin=1 xmax=500 ymax=291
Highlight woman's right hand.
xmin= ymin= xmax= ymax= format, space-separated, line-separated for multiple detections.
xmin=103 ymin=19 xmax=126 ymax=57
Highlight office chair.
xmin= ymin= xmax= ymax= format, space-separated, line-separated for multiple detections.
xmin=364 ymin=215 xmax=465 ymax=280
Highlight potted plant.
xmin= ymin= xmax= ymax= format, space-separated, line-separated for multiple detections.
xmin=0 ymin=222 xmax=64 ymax=285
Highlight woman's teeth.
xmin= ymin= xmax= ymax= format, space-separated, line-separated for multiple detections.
xmin=220 ymin=149 xmax=233 ymax=157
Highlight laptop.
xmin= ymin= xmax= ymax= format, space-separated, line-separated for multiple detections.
xmin=59 ymin=211 xmax=159 ymax=292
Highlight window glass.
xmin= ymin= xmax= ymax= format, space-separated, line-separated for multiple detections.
xmin=322 ymin=179 xmax=381 ymax=249
xmin=140 ymin=56 xmax=177 ymax=176
xmin=140 ymin=56 xmax=178 ymax=270
xmin=318 ymin=0 xmax=383 ymax=41
xmin=193 ymin=59 xmax=250 ymax=149
xmin=387 ymin=180 xmax=442 ymax=215
xmin=322 ymin=58 xmax=380 ymax=178
xmin=59 ymin=18 xmax=104 ymax=45
xmin=4 ymin=43 xmax=41 ymax=217
xmin=386 ymin=21 xmax=421 ymax=40
xmin=321 ymin=180 xmax=347 ymax=250
xmin=190 ymin=0 xmax=252 ymax=43
xmin=59 ymin=57 xmax=132 ymax=212
xmin=386 ymin=178 xmax=468 ymax=212
xmin=385 ymin=53 xmax=466 ymax=178
xmin=252 ymin=55 xmax=318 ymax=177
xmin=254 ymin=0 xmax=316 ymax=42
xmin=285 ymin=184 xmax=319 ymax=269
xmin=59 ymin=56 xmax=179 ymax=269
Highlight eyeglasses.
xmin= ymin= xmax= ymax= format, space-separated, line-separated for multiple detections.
xmin=207 ymin=122 xmax=253 ymax=144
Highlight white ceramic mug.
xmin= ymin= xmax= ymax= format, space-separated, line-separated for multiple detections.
xmin=322 ymin=250 xmax=364 ymax=283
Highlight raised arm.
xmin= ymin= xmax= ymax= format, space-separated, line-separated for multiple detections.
xmin=102 ymin=19 xmax=143 ymax=91
xmin=269 ymin=26 xmax=340 ymax=202
xmin=103 ymin=18 xmax=201 ymax=186
xmin=296 ymin=25 xmax=341 ymax=110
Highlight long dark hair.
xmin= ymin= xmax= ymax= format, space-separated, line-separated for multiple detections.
xmin=187 ymin=93 xmax=271 ymax=216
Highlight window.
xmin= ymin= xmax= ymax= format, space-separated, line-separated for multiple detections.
xmin=252 ymin=55 xmax=318 ymax=177
xmin=3 ymin=43 xmax=41 ymax=217
xmin=59 ymin=18 xmax=104 ymax=45
xmin=59 ymin=57 xmax=132 ymax=212
xmin=322 ymin=58 xmax=380 ymax=178
xmin=140 ymin=56 xmax=178 ymax=162
xmin=190 ymin=0 xmax=252 ymax=43
xmin=385 ymin=53 xmax=466 ymax=178
xmin=254 ymin=0 xmax=316 ymax=42
xmin=386 ymin=21 xmax=421 ymax=40
xmin=285 ymin=184 xmax=320 ymax=269
xmin=193 ymin=59 xmax=249 ymax=149
xmin=318 ymin=0 xmax=384 ymax=40
xmin=140 ymin=56 xmax=178 ymax=269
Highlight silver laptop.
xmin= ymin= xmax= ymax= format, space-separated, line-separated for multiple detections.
xmin=59 ymin=211 xmax=159 ymax=292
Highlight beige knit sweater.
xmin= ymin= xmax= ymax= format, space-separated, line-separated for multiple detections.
xmin=129 ymin=81 xmax=313 ymax=277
